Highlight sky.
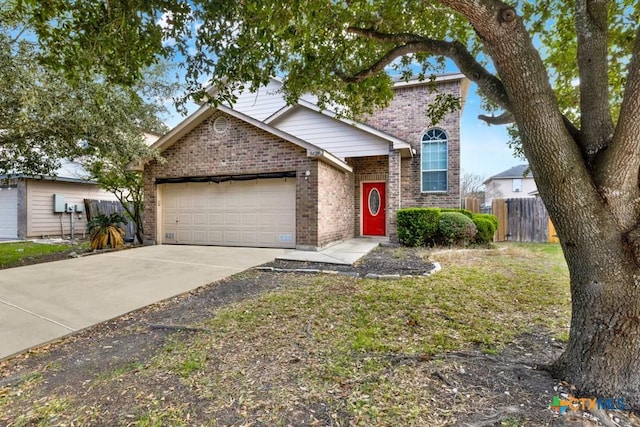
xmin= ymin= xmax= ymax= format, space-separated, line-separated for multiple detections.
xmin=459 ymin=83 xmax=524 ymax=179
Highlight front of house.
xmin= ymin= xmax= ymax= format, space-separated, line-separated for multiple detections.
xmin=141 ymin=74 xmax=469 ymax=249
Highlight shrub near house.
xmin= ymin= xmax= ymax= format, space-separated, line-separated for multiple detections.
xmin=396 ymin=208 xmax=498 ymax=247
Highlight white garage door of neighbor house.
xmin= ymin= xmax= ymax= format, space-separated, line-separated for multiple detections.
xmin=0 ymin=187 xmax=18 ymax=239
xmin=162 ymin=179 xmax=296 ymax=248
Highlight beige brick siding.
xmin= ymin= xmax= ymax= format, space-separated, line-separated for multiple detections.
xmin=367 ymin=80 xmax=462 ymax=209
xmin=144 ymin=111 xmax=337 ymax=248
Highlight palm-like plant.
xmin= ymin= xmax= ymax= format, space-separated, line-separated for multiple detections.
xmin=87 ymin=213 xmax=127 ymax=250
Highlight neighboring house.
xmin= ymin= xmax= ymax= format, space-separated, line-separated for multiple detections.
xmin=483 ymin=164 xmax=537 ymax=206
xmin=0 ymin=160 xmax=119 ymax=240
xmin=138 ymin=74 xmax=470 ymax=249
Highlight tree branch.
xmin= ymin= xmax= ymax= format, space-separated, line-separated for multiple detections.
xmin=598 ymin=25 xmax=640 ymax=230
xmin=344 ymin=26 xmax=512 ymax=112
xmin=575 ymin=0 xmax=614 ymax=156
xmin=478 ymin=111 xmax=514 ymax=125
xmin=344 ymin=24 xmax=582 ymax=140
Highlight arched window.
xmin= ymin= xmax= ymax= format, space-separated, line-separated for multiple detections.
xmin=421 ymin=128 xmax=448 ymax=192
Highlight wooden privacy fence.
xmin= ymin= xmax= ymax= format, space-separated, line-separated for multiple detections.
xmin=463 ymin=197 xmax=481 ymax=213
xmin=491 ymin=198 xmax=557 ymax=243
xmin=84 ymin=199 xmax=136 ymax=242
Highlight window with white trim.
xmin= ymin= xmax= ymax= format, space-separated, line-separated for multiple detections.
xmin=512 ymin=178 xmax=522 ymax=192
xmin=421 ymin=128 xmax=448 ymax=192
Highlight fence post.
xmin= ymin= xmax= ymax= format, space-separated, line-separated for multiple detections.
xmin=491 ymin=199 xmax=508 ymax=242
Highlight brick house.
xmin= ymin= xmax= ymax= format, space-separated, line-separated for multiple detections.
xmin=139 ymin=73 xmax=469 ymax=249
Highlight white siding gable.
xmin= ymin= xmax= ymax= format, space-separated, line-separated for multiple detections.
xmin=226 ymin=79 xmax=288 ymax=122
xmin=270 ymin=106 xmax=390 ymax=159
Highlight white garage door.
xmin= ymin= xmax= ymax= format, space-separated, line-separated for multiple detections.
xmin=0 ymin=187 xmax=18 ymax=239
xmin=162 ymin=179 xmax=296 ymax=248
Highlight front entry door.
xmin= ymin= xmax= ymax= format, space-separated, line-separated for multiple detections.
xmin=362 ymin=182 xmax=386 ymax=236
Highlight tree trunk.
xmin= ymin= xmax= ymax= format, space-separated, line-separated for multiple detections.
xmin=553 ymin=236 xmax=640 ymax=408
xmin=133 ymin=209 xmax=144 ymax=245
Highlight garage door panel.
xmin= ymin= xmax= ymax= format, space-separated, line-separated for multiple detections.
xmin=193 ymin=214 xmax=207 ymax=226
xmin=192 ymin=230 xmax=208 ymax=243
xmin=207 ymin=197 xmax=223 ymax=209
xmin=242 ymin=212 xmax=258 ymax=226
xmin=177 ymin=230 xmax=192 ymax=242
xmin=193 ymin=197 xmax=207 ymax=209
xmin=178 ymin=214 xmax=192 ymax=225
xmin=259 ymin=213 xmax=276 ymax=226
xmin=208 ymin=213 xmax=223 ymax=225
xmin=225 ymin=212 xmax=241 ymax=226
xmin=241 ymin=231 xmax=258 ymax=245
xmin=162 ymin=179 xmax=296 ymax=248
xmin=0 ymin=188 xmax=18 ymax=239
xmin=277 ymin=213 xmax=296 ymax=226
xmin=208 ymin=230 xmax=223 ymax=241
xmin=224 ymin=230 xmax=241 ymax=245
xmin=165 ymin=198 xmax=177 ymax=209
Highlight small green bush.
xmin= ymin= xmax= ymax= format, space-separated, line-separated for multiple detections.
xmin=474 ymin=213 xmax=499 ymax=229
xmin=472 ymin=217 xmax=495 ymax=244
xmin=437 ymin=212 xmax=477 ymax=246
xmin=440 ymin=208 xmax=474 ymax=219
xmin=397 ymin=208 xmax=441 ymax=247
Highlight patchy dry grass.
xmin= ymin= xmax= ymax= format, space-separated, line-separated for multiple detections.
xmin=0 ymin=241 xmax=89 ymax=268
xmin=0 ymin=243 xmax=571 ymax=426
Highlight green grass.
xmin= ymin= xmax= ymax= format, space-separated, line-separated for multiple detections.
xmin=0 ymin=243 xmax=571 ymax=426
xmin=0 ymin=241 xmax=88 ymax=267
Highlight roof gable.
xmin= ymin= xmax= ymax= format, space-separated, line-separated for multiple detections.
xmin=141 ymin=104 xmax=351 ymax=173
xmin=486 ymin=164 xmax=532 ymax=182
xmin=267 ymin=103 xmax=413 ymax=159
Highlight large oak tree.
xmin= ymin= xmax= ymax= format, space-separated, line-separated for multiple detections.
xmin=16 ymin=0 xmax=640 ymax=405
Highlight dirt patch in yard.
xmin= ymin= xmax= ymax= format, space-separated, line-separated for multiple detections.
xmin=1 ymin=245 xmax=638 ymax=426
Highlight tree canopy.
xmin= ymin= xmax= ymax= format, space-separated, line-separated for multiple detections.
xmin=0 ymin=5 xmax=172 ymax=177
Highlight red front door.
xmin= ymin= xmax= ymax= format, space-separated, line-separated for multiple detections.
xmin=362 ymin=182 xmax=386 ymax=236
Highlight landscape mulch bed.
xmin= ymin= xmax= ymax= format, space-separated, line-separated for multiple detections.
xmin=1 ymin=245 xmax=638 ymax=426
xmin=260 ymin=245 xmax=436 ymax=276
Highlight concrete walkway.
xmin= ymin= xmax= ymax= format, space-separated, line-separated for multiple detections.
xmin=0 ymin=245 xmax=287 ymax=360
xmin=277 ymin=237 xmax=386 ymax=265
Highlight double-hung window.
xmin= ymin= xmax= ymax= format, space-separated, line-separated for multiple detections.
xmin=421 ymin=129 xmax=448 ymax=192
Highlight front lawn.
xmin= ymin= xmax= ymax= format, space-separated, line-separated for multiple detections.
xmin=0 ymin=243 xmax=574 ymax=426
xmin=0 ymin=241 xmax=89 ymax=268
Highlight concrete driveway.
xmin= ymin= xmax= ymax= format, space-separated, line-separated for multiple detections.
xmin=0 ymin=245 xmax=288 ymax=360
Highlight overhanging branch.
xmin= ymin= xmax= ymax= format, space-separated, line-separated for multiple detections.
xmin=345 ymin=26 xmax=512 ymax=112
xmin=478 ymin=111 xmax=514 ymax=125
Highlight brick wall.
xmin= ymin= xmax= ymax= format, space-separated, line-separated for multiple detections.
xmin=317 ymin=160 xmax=355 ymax=247
xmin=367 ymin=80 xmax=462 ymax=209
xmin=143 ymin=111 xmax=321 ymax=247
